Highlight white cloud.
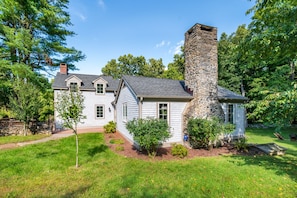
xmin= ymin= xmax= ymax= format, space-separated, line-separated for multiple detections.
xmin=98 ymin=0 xmax=105 ymax=8
xmin=155 ymin=40 xmax=170 ymax=48
xmin=77 ymin=13 xmax=87 ymax=21
xmin=169 ymin=40 xmax=184 ymax=55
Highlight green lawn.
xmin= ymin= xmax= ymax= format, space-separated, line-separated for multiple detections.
xmin=0 ymin=129 xmax=296 ymax=197
xmin=0 ymin=134 xmax=49 ymax=145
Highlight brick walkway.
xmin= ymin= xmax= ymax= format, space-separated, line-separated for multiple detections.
xmin=0 ymin=127 xmax=104 ymax=150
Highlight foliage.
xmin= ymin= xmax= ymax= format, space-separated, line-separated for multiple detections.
xmin=126 ymin=118 xmax=171 ymax=157
xmin=171 ymin=144 xmax=188 ymax=158
xmin=162 ymin=47 xmax=185 ymax=80
xmin=0 ymin=0 xmax=85 ymax=71
xmin=103 ymin=121 xmax=117 ymax=133
xmin=246 ymin=83 xmax=297 ymax=131
xmin=101 ymin=54 xmax=165 ymax=79
xmin=218 ymin=25 xmax=249 ymax=94
xmin=233 ymin=137 xmax=249 ymax=152
xmin=9 ymin=77 xmax=42 ymax=136
xmin=0 ymin=132 xmax=296 ymax=197
xmin=109 ymin=138 xmax=124 ymax=145
xmin=187 ymin=117 xmax=235 ymax=149
xmin=0 ymin=107 xmax=14 ymax=119
xmin=55 ymin=90 xmax=85 ymax=168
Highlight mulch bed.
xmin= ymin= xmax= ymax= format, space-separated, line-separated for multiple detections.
xmin=104 ymin=132 xmax=256 ymax=161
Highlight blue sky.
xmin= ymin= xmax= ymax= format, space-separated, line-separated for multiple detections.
xmin=66 ymin=0 xmax=254 ymax=75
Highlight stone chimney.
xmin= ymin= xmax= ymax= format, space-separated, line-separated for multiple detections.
xmin=184 ymin=23 xmax=224 ymax=120
xmin=60 ymin=63 xmax=68 ymax=75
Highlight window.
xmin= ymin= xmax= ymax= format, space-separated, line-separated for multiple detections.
xmin=70 ymin=82 xmax=78 ymax=92
xmin=227 ymin=104 xmax=234 ymax=123
xmin=96 ymin=105 xmax=104 ymax=119
xmin=96 ymin=84 xmax=104 ymax=94
xmin=122 ymin=103 xmax=127 ymax=121
xmin=158 ymin=103 xmax=168 ymax=121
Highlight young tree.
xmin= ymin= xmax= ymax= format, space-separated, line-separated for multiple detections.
xmin=55 ymin=90 xmax=85 ymax=168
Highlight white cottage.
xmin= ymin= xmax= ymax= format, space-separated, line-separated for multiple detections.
xmin=52 ymin=23 xmax=248 ymax=145
xmin=52 ymin=63 xmax=119 ymax=129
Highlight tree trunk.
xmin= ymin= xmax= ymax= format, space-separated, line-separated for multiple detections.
xmin=75 ymin=124 xmax=79 ymax=168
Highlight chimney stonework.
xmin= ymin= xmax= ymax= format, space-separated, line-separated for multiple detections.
xmin=60 ymin=63 xmax=68 ymax=74
xmin=184 ymin=23 xmax=224 ymax=126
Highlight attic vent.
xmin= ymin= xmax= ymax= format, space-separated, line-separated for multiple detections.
xmin=200 ymin=25 xmax=213 ymax=32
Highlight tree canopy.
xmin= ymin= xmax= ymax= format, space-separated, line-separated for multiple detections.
xmin=0 ymin=0 xmax=85 ymax=72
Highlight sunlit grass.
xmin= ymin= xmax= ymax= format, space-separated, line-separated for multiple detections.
xmin=0 ymin=131 xmax=296 ymax=197
xmin=0 ymin=133 xmax=49 ymax=145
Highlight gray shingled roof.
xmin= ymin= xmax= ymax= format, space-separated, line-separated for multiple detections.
xmin=52 ymin=72 xmax=119 ymax=92
xmin=218 ymin=86 xmax=248 ymax=102
xmin=122 ymin=75 xmax=193 ymax=99
xmin=122 ymin=75 xmax=247 ymax=102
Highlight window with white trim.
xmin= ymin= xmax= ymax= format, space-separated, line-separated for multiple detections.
xmin=96 ymin=105 xmax=104 ymax=119
xmin=96 ymin=83 xmax=104 ymax=94
xmin=158 ymin=103 xmax=168 ymax=121
xmin=122 ymin=103 xmax=127 ymax=121
xmin=70 ymin=82 xmax=78 ymax=92
xmin=227 ymin=104 xmax=234 ymax=123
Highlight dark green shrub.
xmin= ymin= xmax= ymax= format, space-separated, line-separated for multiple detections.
xmin=187 ymin=117 xmax=235 ymax=149
xmin=126 ymin=118 xmax=171 ymax=157
xmin=171 ymin=144 xmax=188 ymax=158
xmin=104 ymin=121 xmax=116 ymax=133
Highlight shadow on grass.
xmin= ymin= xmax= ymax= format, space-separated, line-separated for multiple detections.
xmin=87 ymin=144 xmax=108 ymax=157
xmin=61 ymin=185 xmax=91 ymax=198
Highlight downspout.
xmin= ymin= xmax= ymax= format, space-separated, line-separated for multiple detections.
xmin=138 ymin=97 xmax=143 ymax=119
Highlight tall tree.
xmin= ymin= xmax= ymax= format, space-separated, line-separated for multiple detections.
xmin=162 ymin=48 xmax=185 ymax=80
xmin=0 ymin=0 xmax=85 ymax=72
xmin=9 ymin=65 xmax=43 ymax=136
xmin=101 ymin=54 xmax=165 ymax=79
xmin=55 ymin=89 xmax=85 ymax=168
xmin=243 ymin=0 xmax=297 ymax=128
xmin=218 ymin=25 xmax=249 ymax=94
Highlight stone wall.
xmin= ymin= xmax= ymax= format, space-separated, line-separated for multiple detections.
xmin=0 ymin=119 xmax=52 ymax=136
xmin=184 ymin=23 xmax=224 ymax=124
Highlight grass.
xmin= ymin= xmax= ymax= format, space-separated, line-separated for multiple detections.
xmin=0 ymin=134 xmax=49 ymax=145
xmin=0 ymin=129 xmax=296 ymax=197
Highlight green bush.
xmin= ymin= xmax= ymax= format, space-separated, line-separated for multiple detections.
xmin=103 ymin=121 xmax=116 ymax=133
xmin=233 ymin=137 xmax=248 ymax=152
xmin=171 ymin=144 xmax=188 ymax=158
xmin=126 ymin=118 xmax=171 ymax=157
xmin=109 ymin=138 xmax=124 ymax=144
xmin=187 ymin=117 xmax=235 ymax=149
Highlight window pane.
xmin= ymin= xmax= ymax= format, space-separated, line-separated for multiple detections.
xmin=123 ymin=103 xmax=127 ymax=120
xmin=70 ymin=82 xmax=77 ymax=92
xmin=159 ymin=103 xmax=168 ymax=120
xmin=97 ymin=84 xmax=104 ymax=94
xmin=228 ymin=104 xmax=233 ymax=123
xmin=96 ymin=106 xmax=104 ymax=118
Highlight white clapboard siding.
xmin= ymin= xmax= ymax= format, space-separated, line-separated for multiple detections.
xmin=142 ymin=101 xmax=188 ymax=144
xmin=221 ymin=103 xmax=246 ymax=137
xmin=54 ymin=90 xmax=115 ymax=129
xmin=116 ymin=86 xmax=139 ymax=143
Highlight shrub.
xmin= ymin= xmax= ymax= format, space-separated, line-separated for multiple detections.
xmin=171 ymin=144 xmax=188 ymax=158
xmin=115 ymin=145 xmax=124 ymax=151
xmin=109 ymin=138 xmax=124 ymax=144
xmin=104 ymin=121 xmax=116 ymax=133
xmin=233 ymin=137 xmax=248 ymax=152
xmin=126 ymin=118 xmax=171 ymax=157
xmin=187 ymin=117 xmax=235 ymax=149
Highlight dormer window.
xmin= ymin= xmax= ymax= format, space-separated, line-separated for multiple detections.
xmin=96 ymin=83 xmax=104 ymax=94
xmin=70 ymin=82 xmax=78 ymax=92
